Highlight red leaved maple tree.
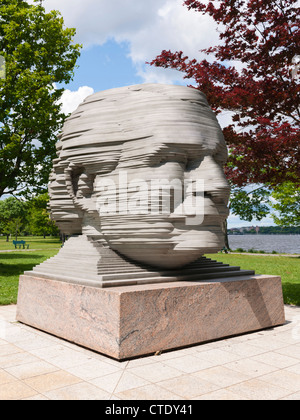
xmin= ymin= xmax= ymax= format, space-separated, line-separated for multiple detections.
xmin=150 ymin=0 xmax=300 ymax=187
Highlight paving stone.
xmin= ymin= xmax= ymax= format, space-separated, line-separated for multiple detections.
xmin=1 ymin=305 xmax=300 ymax=400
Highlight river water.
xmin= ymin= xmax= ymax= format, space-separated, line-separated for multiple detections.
xmin=228 ymin=234 xmax=300 ymax=254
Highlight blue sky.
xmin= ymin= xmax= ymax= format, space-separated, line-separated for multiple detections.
xmin=29 ymin=0 xmax=275 ymax=227
xmin=60 ymin=41 xmax=144 ymax=93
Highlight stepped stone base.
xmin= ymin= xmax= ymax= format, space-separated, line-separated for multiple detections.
xmin=24 ymin=235 xmax=256 ymax=288
xmin=17 ymin=273 xmax=286 ymax=360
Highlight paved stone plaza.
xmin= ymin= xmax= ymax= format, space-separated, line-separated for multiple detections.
xmin=0 ymin=304 xmax=299 ymax=400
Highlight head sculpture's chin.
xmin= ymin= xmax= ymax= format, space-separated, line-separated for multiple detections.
xmin=100 ymin=231 xmax=225 ymax=270
xmin=108 ymin=248 xmax=213 ymax=270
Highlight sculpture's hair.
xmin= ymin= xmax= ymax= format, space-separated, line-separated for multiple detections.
xmin=49 ymin=84 xmax=227 ymax=235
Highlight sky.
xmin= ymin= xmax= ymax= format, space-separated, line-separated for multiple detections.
xmin=26 ymin=0 xmax=276 ymax=228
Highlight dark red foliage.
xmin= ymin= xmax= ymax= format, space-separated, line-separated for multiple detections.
xmin=150 ymin=0 xmax=300 ymax=187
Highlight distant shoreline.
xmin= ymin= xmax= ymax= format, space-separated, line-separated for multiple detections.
xmin=228 ymin=226 xmax=300 ymax=235
xmin=228 ymin=233 xmax=300 ymax=236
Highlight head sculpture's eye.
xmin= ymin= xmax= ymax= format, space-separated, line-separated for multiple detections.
xmin=158 ymin=150 xmax=188 ymax=167
xmin=185 ymin=158 xmax=204 ymax=171
xmin=74 ymin=172 xmax=94 ymax=198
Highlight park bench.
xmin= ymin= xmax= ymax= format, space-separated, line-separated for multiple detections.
xmin=13 ymin=240 xmax=30 ymax=250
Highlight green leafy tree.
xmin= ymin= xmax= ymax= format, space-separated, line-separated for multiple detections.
xmin=223 ymin=185 xmax=271 ymax=248
xmin=0 ymin=196 xmax=26 ymax=240
xmin=26 ymin=193 xmax=59 ymax=237
xmin=5 ymin=217 xmax=24 ymax=241
xmin=230 ymin=186 xmax=271 ymax=222
xmin=0 ymin=0 xmax=81 ymax=198
xmin=271 ymin=183 xmax=300 ymax=227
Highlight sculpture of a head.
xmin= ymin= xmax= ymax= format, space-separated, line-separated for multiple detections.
xmin=49 ymin=84 xmax=230 ymax=269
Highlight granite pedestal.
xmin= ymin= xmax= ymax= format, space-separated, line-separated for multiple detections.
xmin=16 ymin=274 xmax=285 ymax=360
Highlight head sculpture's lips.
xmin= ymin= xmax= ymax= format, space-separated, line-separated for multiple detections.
xmin=49 ymin=83 xmax=230 ymax=269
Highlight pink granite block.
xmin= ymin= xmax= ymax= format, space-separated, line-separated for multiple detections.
xmin=17 ymin=276 xmax=120 ymax=358
xmin=17 ymin=274 xmax=285 ymax=360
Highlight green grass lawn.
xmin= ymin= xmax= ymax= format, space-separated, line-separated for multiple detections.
xmin=0 ymin=235 xmax=62 ymax=251
xmin=0 ymin=250 xmax=60 ymax=305
xmin=0 ymin=236 xmax=299 ymax=306
xmin=0 ymin=236 xmax=61 ymax=305
xmin=209 ymin=253 xmax=300 ymax=307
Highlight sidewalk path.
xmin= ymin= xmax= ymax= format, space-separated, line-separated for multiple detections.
xmin=0 ymin=305 xmax=299 ymax=400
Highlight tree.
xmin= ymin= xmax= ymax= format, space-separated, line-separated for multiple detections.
xmin=0 ymin=194 xmax=59 ymax=240
xmin=218 ymin=184 xmax=270 ymax=247
xmin=0 ymin=0 xmax=81 ymax=198
xmin=26 ymin=193 xmax=59 ymax=237
xmin=230 ymin=185 xmax=270 ymax=220
xmin=150 ymin=0 xmax=300 ymax=188
xmin=0 ymin=196 xmax=26 ymax=240
xmin=271 ymin=182 xmax=300 ymax=226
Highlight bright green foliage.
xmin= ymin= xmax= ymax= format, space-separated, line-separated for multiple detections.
xmin=26 ymin=193 xmax=59 ymax=236
xmin=0 ymin=0 xmax=81 ymax=197
xmin=271 ymin=183 xmax=300 ymax=227
xmin=0 ymin=196 xmax=26 ymax=240
xmin=230 ymin=186 xmax=271 ymax=222
xmin=0 ymin=194 xmax=59 ymax=238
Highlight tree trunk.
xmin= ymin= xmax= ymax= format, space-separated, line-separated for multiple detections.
xmin=223 ymin=220 xmax=230 ymax=250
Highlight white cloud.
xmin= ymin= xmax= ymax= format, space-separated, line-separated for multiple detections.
xmin=135 ymin=65 xmax=186 ymax=85
xmin=57 ymin=86 xmax=95 ymax=115
xmin=38 ymin=0 xmax=167 ymax=47
xmin=118 ymin=0 xmax=216 ymax=63
xmin=31 ymin=0 xmax=218 ymax=85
